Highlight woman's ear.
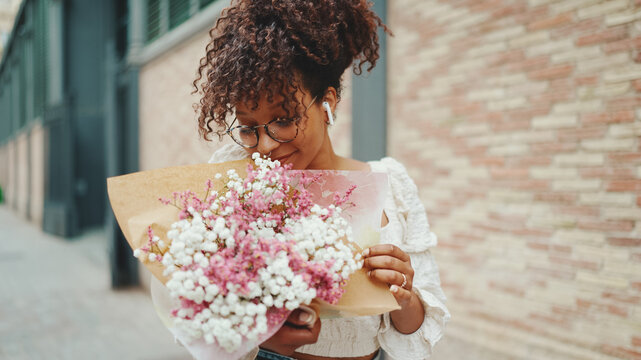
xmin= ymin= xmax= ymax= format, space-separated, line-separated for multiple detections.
xmin=322 ymin=87 xmax=338 ymax=113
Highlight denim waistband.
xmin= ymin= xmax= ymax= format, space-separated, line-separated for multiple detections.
xmin=256 ymin=348 xmax=383 ymax=360
xmin=256 ymin=348 xmax=295 ymax=360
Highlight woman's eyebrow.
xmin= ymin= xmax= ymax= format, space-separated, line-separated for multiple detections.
xmin=236 ymin=101 xmax=284 ymax=116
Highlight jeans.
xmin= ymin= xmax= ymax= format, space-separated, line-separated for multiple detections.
xmin=255 ymin=349 xmax=384 ymax=360
xmin=255 ymin=348 xmax=295 ymax=360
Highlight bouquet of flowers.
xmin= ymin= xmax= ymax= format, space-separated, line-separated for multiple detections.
xmin=107 ymin=153 xmax=398 ymax=360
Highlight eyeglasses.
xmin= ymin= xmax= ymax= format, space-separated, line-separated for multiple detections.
xmin=227 ymin=96 xmax=317 ymax=148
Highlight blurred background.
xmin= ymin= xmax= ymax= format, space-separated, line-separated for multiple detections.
xmin=0 ymin=0 xmax=640 ymax=359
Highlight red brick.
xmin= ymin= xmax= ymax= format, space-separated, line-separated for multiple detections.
xmin=550 ymin=256 xmax=600 ymax=271
xmin=531 ymin=142 xmax=578 ymax=154
xmin=579 ymin=167 xmax=635 ymax=180
xmin=470 ymin=157 xmax=505 ymax=167
xmin=575 ymin=75 xmax=599 ymax=86
xmin=601 ymin=345 xmax=641 ymax=360
xmin=511 ymin=179 xmax=550 ymax=190
xmin=535 ymin=192 xmax=577 ymax=204
xmin=557 ymin=205 xmax=599 ymax=217
xmin=576 ymin=27 xmax=627 ymax=46
xmin=528 ymin=12 xmax=573 ymax=31
xmin=578 ymin=220 xmax=635 ymax=232
xmin=490 ymin=167 xmax=529 ymax=179
xmin=528 ymin=312 xmax=572 ymax=329
xmin=527 ymin=241 xmax=549 ymax=251
xmin=582 ymin=110 xmax=634 ymax=125
xmin=491 ymin=119 xmax=532 ymax=131
xmin=507 ymin=55 xmax=549 ymax=72
xmin=558 ymin=127 xmax=606 ymax=142
xmin=608 ymin=180 xmax=641 ymax=192
xmin=609 ymin=153 xmax=641 ymax=164
xmin=530 ymin=87 xmax=573 ymax=103
xmin=510 ymin=156 xmax=552 ymax=166
xmin=510 ymin=228 xmax=554 ymax=237
xmin=608 ymin=304 xmax=629 ymax=317
xmin=529 ymin=64 xmax=573 ymax=80
xmin=487 ymin=49 xmax=526 ymax=68
xmin=491 ymin=3 xmax=527 ymax=19
xmin=633 ymin=337 xmax=641 ymax=347
xmin=503 ymin=105 xmax=552 ymax=121
xmin=552 ymin=245 xmax=572 ymax=253
xmin=607 ymin=97 xmax=641 ymax=111
xmin=638 ymin=195 xmax=641 ymax=207
xmin=602 ymin=292 xmax=641 ymax=304
xmin=634 ymin=79 xmax=641 ymax=92
xmin=604 ymin=36 xmax=641 ymax=54
xmin=514 ymin=6 xmax=548 ymax=25
xmin=452 ymin=232 xmax=485 ymax=242
xmin=608 ymin=237 xmax=641 ymax=247
xmin=527 ymin=265 xmax=575 ymax=280
xmin=555 ymin=18 xmax=600 ymax=38
xmin=488 ymin=281 xmax=525 ymax=297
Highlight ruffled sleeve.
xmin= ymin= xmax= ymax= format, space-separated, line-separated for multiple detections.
xmin=371 ymin=157 xmax=450 ymax=360
xmin=207 ymin=143 xmax=249 ymax=164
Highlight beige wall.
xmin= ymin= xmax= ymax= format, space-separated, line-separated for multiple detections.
xmin=139 ymin=31 xmax=224 ymax=170
xmin=388 ymin=1 xmax=641 ymax=359
xmin=5 ymin=139 xmax=15 ymax=208
xmin=1 ymin=125 xmax=46 ymax=226
xmin=29 ymin=123 xmax=45 ymax=226
xmin=15 ymin=132 xmax=28 ymax=218
xmin=0 ymin=142 xmax=8 ymax=202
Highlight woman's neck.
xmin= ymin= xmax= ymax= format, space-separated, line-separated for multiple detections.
xmin=306 ymin=133 xmax=340 ymax=170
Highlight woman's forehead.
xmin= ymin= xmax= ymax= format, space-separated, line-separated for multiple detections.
xmin=235 ymin=91 xmax=306 ymax=116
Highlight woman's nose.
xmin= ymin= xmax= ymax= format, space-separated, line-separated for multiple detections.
xmin=256 ymin=127 xmax=279 ymax=157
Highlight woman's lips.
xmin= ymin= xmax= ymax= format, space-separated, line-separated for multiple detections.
xmin=274 ymin=152 xmax=295 ymax=163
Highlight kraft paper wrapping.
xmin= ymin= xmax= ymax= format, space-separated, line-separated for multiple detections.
xmin=106 ymin=159 xmax=400 ymax=319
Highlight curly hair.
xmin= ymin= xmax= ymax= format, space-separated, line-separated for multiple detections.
xmin=193 ymin=0 xmax=390 ymax=140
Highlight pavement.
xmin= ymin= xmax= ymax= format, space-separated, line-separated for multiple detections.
xmin=0 ymin=205 xmax=511 ymax=360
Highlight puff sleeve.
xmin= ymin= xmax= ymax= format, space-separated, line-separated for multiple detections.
xmin=373 ymin=158 xmax=450 ymax=360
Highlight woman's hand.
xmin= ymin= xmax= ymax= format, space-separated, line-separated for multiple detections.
xmin=260 ymin=306 xmax=321 ymax=356
xmin=363 ymin=244 xmax=425 ymax=333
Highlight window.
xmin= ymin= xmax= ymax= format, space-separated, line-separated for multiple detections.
xmin=145 ymin=0 xmax=216 ymax=44
xmin=168 ymin=0 xmax=190 ymax=29
xmin=146 ymin=0 xmax=161 ymax=43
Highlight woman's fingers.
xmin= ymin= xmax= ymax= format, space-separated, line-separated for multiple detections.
xmin=390 ymin=285 xmax=414 ymax=308
xmin=363 ymin=255 xmax=411 ymax=275
xmin=367 ymin=268 xmax=410 ymax=289
xmin=261 ymin=309 xmax=321 ymax=356
xmin=363 ymin=244 xmax=410 ymax=262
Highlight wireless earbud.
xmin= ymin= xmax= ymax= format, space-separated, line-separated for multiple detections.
xmin=322 ymin=101 xmax=334 ymax=125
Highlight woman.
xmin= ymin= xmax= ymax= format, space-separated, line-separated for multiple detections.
xmin=194 ymin=1 xmax=449 ymax=359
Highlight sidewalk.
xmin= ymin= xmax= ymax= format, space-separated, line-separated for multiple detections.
xmin=0 ymin=205 xmax=510 ymax=360
xmin=0 ymin=206 xmax=190 ymax=360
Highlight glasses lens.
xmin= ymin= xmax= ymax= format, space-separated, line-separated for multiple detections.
xmin=267 ymin=118 xmax=298 ymax=142
xmin=229 ymin=126 xmax=258 ymax=148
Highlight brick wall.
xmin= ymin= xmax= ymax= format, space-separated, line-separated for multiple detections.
xmin=388 ymin=1 xmax=640 ymax=359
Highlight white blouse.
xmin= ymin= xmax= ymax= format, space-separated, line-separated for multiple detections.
xmin=209 ymin=144 xmax=450 ymax=360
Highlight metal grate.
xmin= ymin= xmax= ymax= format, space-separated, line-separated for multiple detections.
xmin=168 ymin=0 xmax=190 ymax=30
xmin=146 ymin=0 xmax=161 ymax=42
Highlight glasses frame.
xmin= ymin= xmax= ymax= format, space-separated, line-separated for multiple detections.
xmin=226 ymin=96 xmax=317 ymax=149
